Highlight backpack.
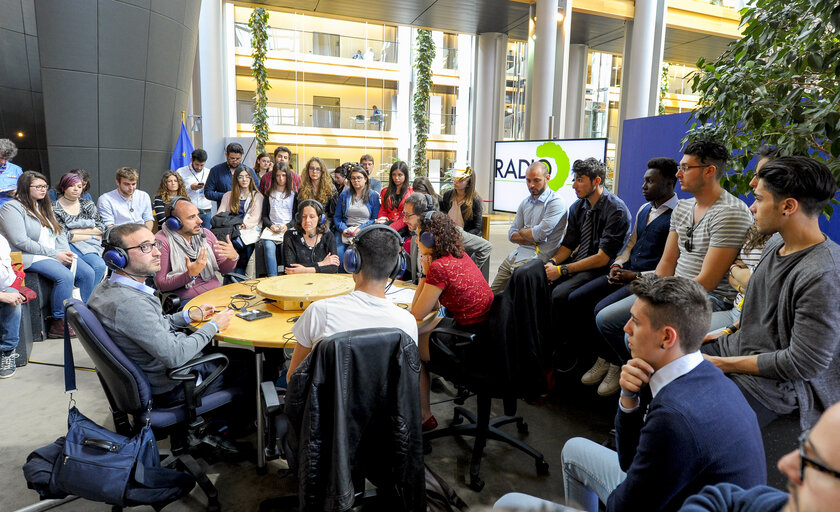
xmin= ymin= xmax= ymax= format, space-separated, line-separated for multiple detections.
xmin=425 ymin=463 xmax=469 ymax=512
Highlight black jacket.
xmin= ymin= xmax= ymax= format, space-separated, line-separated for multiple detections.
xmin=285 ymin=328 xmax=425 ymax=512
xmin=439 ymin=189 xmax=483 ymax=236
xmin=209 ymin=211 xmax=241 ymax=242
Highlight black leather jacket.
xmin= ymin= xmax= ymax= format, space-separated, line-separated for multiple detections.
xmin=285 ymin=328 xmax=425 ymax=511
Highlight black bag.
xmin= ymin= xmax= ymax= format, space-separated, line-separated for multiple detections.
xmin=425 ymin=463 xmax=469 ymax=512
xmin=210 ymin=210 xmax=242 ymax=242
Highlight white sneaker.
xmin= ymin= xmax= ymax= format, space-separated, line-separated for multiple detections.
xmin=581 ymin=357 xmax=610 ymax=386
xmin=597 ymin=364 xmax=622 ymax=396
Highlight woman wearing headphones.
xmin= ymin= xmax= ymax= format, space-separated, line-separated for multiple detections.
xmin=410 ymin=211 xmax=494 ymax=430
xmin=218 ymin=166 xmax=264 ymax=275
xmin=333 ymin=164 xmax=380 ymax=269
xmin=0 ymin=171 xmax=96 ymax=337
xmin=52 ymin=171 xmax=107 ymax=288
xmin=284 ymin=200 xmax=340 ymax=274
xmin=153 ymin=171 xmax=189 ymax=229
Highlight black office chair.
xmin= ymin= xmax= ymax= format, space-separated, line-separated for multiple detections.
xmin=64 ymin=298 xmax=246 ymax=512
xmin=424 ymin=261 xmax=553 ymax=491
xmin=260 ymin=328 xmax=425 ymax=512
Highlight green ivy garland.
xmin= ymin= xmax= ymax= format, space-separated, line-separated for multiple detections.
xmin=413 ymin=29 xmax=436 ymax=177
xmin=249 ymin=8 xmax=271 ymax=154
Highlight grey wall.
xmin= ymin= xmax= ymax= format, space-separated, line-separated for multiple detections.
xmin=34 ymin=0 xmax=201 ymax=198
xmin=0 ymin=0 xmax=49 ymax=174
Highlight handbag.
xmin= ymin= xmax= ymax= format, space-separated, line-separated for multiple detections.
xmin=8 ymin=262 xmax=36 ymax=303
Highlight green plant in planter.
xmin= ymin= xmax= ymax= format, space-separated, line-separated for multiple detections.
xmin=413 ymin=29 xmax=436 ymax=177
xmin=249 ymin=7 xmax=271 ymax=154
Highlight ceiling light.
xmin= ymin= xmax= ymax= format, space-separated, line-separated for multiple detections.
xmin=16 ymin=131 xmax=24 ymax=138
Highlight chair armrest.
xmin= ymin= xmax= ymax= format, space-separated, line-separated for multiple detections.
xmin=166 ymin=353 xmax=229 ymax=421
xmin=223 ymin=272 xmax=249 ymax=284
xmin=430 ymin=327 xmax=476 ymax=346
xmin=157 ymin=291 xmax=181 ymax=315
xmin=429 ymin=327 xmax=476 ymax=365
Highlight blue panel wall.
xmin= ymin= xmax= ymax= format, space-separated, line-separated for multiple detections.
xmin=617 ymin=113 xmax=840 ymax=243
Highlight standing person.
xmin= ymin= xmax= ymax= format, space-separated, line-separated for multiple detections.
xmin=490 ymin=161 xmax=568 ymax=294
xmin=0 ymin=171 xmax=95 ymax=337
xmin=175 ymin=149 xmax=212 ymax=228
xmin=253 ymin=151 xmax=273 ymax=186
xmin=48 ymin=168 xmax=93 ymax=203
xmin=52 ymin=171 xmax=108 ymax=289
xmin=360 ymin=154 xmax=382 ymax=193
xmin=438 ymin=167 xmax=493 ymax=276
xmin=203 ymin=142 xmax=258 ymax=208
xmin=0 ymin=232 xmax=24 ymax=377
xmin=218 ymin=167 xmax=263 ymax=275
xmin=283 ymin=200 xmax=340 ymax=274
xmin=410 ymin=211 xmax=493 ymax=431
xmin=260 ymin=162 xmax=296 ymax=276
xmin=297 ymin=156 xmax=337 ymax=224
xmin=333 ymin=164 xmax=380 ymax=268
xmin=377 ymin=160 xmax=413 ymax=235
xmin=0 ymin=139 xmax=23 ymax=208
xmin=153 ymin=171 xmax=189 ymax=229
xmin=266 ymin=146 xmax=301 ymax=194
xmin=97 ymin=167 xmax=154 ymax=229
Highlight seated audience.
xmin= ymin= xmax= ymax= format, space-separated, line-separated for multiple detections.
xmin=410 ymin=211 xmax=494 ymax=431
xmin=332 ymin=163 xmax=349 ymax=193
xmin=260 ymin=162 xmax=296 ymax=276
xmin=701 ymin=156 xmax=840 ymax=430
xmin=153 ymin=170 xmax=189 ymax=229
xmin=377 ymin=161 xmax=413 ymax=235
xmin=175 ymin=148 xmax=212 ymax=228
xmin=259 ymin=146 xmax=300 ymax=195
xmin=491 ymin=161 xmax=568 ymax=293
xmin=596 ymin=141 xmax=753 ymax=368
xmin=154 ymin=198 xmax=240 ymax=303
xmin=287 ymin=224 xmax=417 ymax=376
xmin=52 ymin=171 xmax=108 ymax=288
xmin=680 ymin=401 xmax=840 ymax=512
xmin=88 ymin=223 xmax=239 ymax=405
xmin=402 ymin=192 xmax=435 ymax=279
xmin=439 ymin=167 xmax=492 ymax=276
xmin=283 ymin=200 xmax=340 ymax=274
xmin=297 ymin=156 xmax=337 ymax=225
xmin=411 ymin=176 xmax=440 ymax=210
xmin=360 ymin=153 xmax=383 ymax=193
xmin=204 ymin=142 xmax=258 ymax=209
xmin=97 ymin=166 xmax=154 ymax=229
xmin=0 ymin=171 xmax=95 ymax=337
xmin=495 ymin=276 xmax=766 ymax=512
xmin=218 ymin=166 xmax=263 ymax=275
xmin=253 ymin=151 xmax=273 ymax=187
xmin=334 ymin=164 xmax=380 ymax=268
xmin=0 ymin=232 xmax=24 ymax=378
xmin=0 ymin=139 xmax=23 ymax=208
xmin=48 ymin=168 xmax=93 ymax=203
xmin=570 ymin=157 xmax=678 ymax=395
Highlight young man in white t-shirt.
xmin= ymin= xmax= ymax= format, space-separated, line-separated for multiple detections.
xmin=287 ymin=225 xmax=418 ymax=375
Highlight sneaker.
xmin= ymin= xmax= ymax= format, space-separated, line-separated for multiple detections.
xmin=581 ymin=357 xmax=610 ymax=385
xmin=0 ymin=352 xmax=19 ymax=378
xmin=597 ymin=364 xmax=622 ymax=396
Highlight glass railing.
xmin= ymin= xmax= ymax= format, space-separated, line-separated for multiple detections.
xmin=438 ymin=48 xmax=458 ymax=70
xmin=234 ymin=23 xmax=399 ymax=64
xmin=429 ymin=112 xmax=457 ymax=135
xmin=237 ymin=101 xmax=394 ymax=131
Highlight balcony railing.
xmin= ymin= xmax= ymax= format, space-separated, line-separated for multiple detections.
xmin=438 ymin=48 xmax=458 ymax=71
xmin=238 ymin=101 xmax=394 ymax=131
xmin=234 ymin=23 xmax=399 ymax=64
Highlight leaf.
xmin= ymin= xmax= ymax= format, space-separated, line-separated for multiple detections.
xmin=831 ymin=5 xmax=840 ymax=30
xmin=832 ymin=138 xmax=840 ymax=158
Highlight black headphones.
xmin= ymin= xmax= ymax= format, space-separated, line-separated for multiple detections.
xmin=295 ymin=199 xmax=327 ymax=225
xmin=342 ymin=224 xmax=406 ymax=280
xmin=422 ymin=194 xmax=435 ymax=213
xmin=102 ymin=227 xmax=129 ymax=270
xmin=164 ymin=196 xmax=190 ymax=231
xmin=419 ymin=210 xmax=437 ymax=248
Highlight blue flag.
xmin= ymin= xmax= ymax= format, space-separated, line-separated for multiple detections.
xmin=169 ymin=122 xmax=194 ymax=170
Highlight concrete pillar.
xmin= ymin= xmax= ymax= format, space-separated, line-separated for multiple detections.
xmin=523 ymin=4 xmax=535 ymax=140
xmin=527 ymin=0 xmax=558 ymax=140
xmin=454 ymin=33 xmax=473 ymax=172
xmin=564 ymin=43 xmax=588 ymax=138
xmin=395 ymin=26 xmax=412 ymax=162
xmin=619 ymin=0 xmax=667 ymax=121
xmin=470 ymin=32 xmax=507 ymax=206
xmin=551 ymin=0 xmax=572 ymax=138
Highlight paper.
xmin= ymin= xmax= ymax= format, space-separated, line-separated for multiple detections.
xmin=385 ymin=287 xmax=415 ymax=305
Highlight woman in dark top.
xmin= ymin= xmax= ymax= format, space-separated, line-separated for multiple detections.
xmin=410 ymin=211 xmax=494 ymax=430
xmin=283 ymin=199 xmax=340 ymax=274
xmin=439 ymin=166 xmax=482 ymax=236
xmin=153 ymin=171 xmax=188 ymax=229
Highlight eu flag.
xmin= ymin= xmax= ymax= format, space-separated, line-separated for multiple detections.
xmin=169 ymin=122 xmax=194 ymax=170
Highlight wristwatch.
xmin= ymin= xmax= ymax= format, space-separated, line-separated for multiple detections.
xmin=548 ymin=259 xmax=557 ymax=266
xmin=560 ymin=265 xmax=569 ymax=277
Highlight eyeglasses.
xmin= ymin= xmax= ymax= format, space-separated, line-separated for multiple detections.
xmin=677 ymin=164 xmax=710 ymax=172
xmin=125 ymin=240 xmax=162 ymax=254
xmin=30 ymin=184 xmax=48 ymax=190
xmin=349 ymin=176 xmax=365 ymax=182
xmin=684 ymin=224 xmax=696 ymax=252
xmin=798 ymin=429 xmax=840 ymax=482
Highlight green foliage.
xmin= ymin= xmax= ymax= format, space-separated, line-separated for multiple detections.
xmin=685 ymin=0 xmax=840 ymax=217
xmin=659 ymin=63 xmax=670 ymax=116
xmin=413 ymin=29 xmax=436 ymax=177
xmin=249 ymin=8 xmax=271 ymax=154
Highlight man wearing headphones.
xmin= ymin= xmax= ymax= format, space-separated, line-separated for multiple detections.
xmin=153 ymin=197 xmax=240 ymax=303
xmin=286 ymin=224 xmax=418 ymax=375
xmin=87 ymin=223 xmax=237 ymax=402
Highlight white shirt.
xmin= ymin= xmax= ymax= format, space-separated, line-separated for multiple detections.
xmin=176 ymin=164 xmax=212 ymax=210
xmin=0 ymin=233 xmax=14 ymax=290
xmin=619 ymin=351 xmax=704 ymax=412
xmin=292 ymin=290 xmax=419 ymax=349
xmin=613 ymin=194 xmax=680 ymax=269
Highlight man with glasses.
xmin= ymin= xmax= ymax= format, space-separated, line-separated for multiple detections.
xmin=204 ymin=142 xmax=258 ymax=208
xmin=88 ymin=223 xmax=237 ymax=402
xmin=680 ymin=401 xmax=840 ymax=511
xmin=595 ymin=141 xmax=752 ymax=367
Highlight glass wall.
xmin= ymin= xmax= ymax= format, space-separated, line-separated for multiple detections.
xmin=504 ymin=40 xmax=528 ymax=140
xmin=583 ymin=51 xmax=621 ymax=175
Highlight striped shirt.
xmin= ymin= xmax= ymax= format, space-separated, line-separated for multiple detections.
xmin=671 ymin=191 xmax=752 ymax=302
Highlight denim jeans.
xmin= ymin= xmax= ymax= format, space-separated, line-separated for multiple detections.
xmin=28 ymin=257 xmax=95 ymax=318
xmin=494 ymin=492 xmax=579 ymax=511
xmin=0 ymin=302 xmax=21 ymax=353
xmin=69 ymin=245 xmax=107 ymax=289
xmin=334 ymin=231 xmax=348 ymax=272
xmin=561 ymin=437 xmax=626 ymax=511
xmin=234 ymin=243 xmax=254 ymax=275
xmin=261 ymin=239 xmax=282 ymax=276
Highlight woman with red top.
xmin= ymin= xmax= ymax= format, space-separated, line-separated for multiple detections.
xmin=377 ymin=160 xmax=412 ymax=236
xmin=410 ymin=211 xmax=494 ymax=430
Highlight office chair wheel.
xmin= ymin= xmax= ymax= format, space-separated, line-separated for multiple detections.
xmin=516 ymin=420 xmax=529 ymax=434
xmin=468 ymin=475 xmax=485 ymax=492
xmin=536 ymin=459 xmax=550 ymax=475
xmin=451 ymin=414 xmax=464 ymax=425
